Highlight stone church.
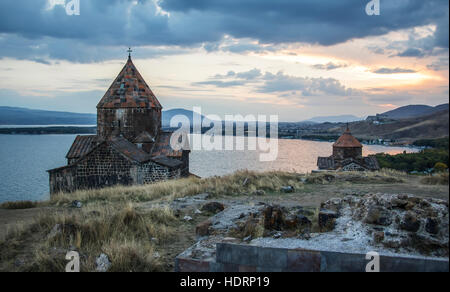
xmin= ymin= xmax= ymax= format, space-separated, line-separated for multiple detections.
xmin=48 ymin=53 xmax=190 ymax=194
xmin=317 ymin=126 xmax=380 ymax=171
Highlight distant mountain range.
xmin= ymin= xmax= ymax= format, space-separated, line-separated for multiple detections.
xmin=0 ymin=106 xmax=209 ymax=128
xmin=162 ymin=108 xmax=210 ymax=128
xmin=303 ymin=115 xmax=363 ymax=123
xmin=373 ymin=103 xmax=449 ymax=120
xmin=0 ymin=106 xmax=97 ymax=125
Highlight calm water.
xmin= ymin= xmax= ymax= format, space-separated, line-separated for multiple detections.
xmin=0 ymin=134 xmax=417 ymax=203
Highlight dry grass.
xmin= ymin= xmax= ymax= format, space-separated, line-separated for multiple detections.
xmin=49 ymin=170 xmax=407 ymax=207
xmin=0 ymin=169 xmax=418 ymax=272
xmin=1 ymin=203 xmax=177 ymax=272
xmin=0 ymin=201 xmax=38 ymax=210
xmin=420 ymin=173 xmax=449 ymax=185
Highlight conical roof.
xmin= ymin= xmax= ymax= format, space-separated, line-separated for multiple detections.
xmin=97 ymin=56 xmax=162 ymax=109
xmin=333 ymin=127 xmax=363 ymax=148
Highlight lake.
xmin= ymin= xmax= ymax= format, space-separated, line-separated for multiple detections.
xmin=0 ymin=134 xmax=417 ymax=203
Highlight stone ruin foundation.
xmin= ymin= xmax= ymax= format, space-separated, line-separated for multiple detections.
xmin=175 ymin=193 xmax=449 ymax=272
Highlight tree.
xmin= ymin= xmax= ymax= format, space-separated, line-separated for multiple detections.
xmin=434 ymin=162 xmax=448 ymax=172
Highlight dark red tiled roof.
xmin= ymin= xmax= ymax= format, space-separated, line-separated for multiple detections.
xmin=109 ymin=136 xmax=151 ymax=163
xmin=333 ymin=128 xmax=363 ymax=148
xmin=97 ymin=57 xmax=162 ymax=109
xmin=66 ymin=135 xmax=98 ymax=159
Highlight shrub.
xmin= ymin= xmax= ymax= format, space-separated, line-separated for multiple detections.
xmin=434 ymin=162 xmax=448 ymax=172
xmin=0 ymin=201 xmax=37 ymax=210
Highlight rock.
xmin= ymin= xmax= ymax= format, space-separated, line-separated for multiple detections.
xmin=383 ymin=240 xmax=402 ymax=249
xmin=273 ymin=232 xmax=282 ymax=239
xmin=398 ymin=194 xmax=409 ymax=200
xmin=323 ymin=174 xmax=335 ymax=182
xmin=404 ymin=202 xmax=415 ymax=211
xmin=364 ymin=206 xmax=392 ymax=226
xmin=321 ymin=198 xmax=343 ymax=213
xmin=400 ymin=212 xmax=421 ymax=232
xmin=183 ymin=215 xmax=193 ymax=222
xmin=280 ymin=186 xmax=294 ymax=193
xmin=425 ymin=218 xmax=440 ymax=235
xmin=391 ymin=198 xmax=408 ymax=209
xmin=222 ymin=237 xmax=240 ymax=244
xmin=253 ymin=190 xmax=266 ymax=196
xmin=201 ymin=202 xmax=225 ymax=214
xmin=71 ymin=200 xmax=82 ymax=208
xmin=14 ymin=258 xmax=25 ymax=267
xmin=96 ymin=253 xmax=111 ymax=272
xmin=284 ymin=213 xmax=312 ymax=230
xmin=195 ymin=220 xmax=212 ymax=237
xmin=318 ymin=209 xmax=339 ymax=232
xmin=194 ymin=209 xmax=202 ymax=214
xmin=263 ymin=205 xmax=285 ymax=230
xmin=373 ymin=231 xmax=385 ymax=243
xmin=243 ymin=235 xmax=252 ymax=242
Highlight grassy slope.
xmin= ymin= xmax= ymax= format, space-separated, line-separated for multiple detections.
xmin=0 ymin=170 xmax=448 ymax=272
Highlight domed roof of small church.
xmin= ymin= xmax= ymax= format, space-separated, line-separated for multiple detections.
xmin=333 ymin=126 xmax=363 ymax=148
xmin=97 ymin=55 xmax=162 ymax=109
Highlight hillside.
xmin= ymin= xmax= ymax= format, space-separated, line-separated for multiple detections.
xmin=335 ymin=109 xmax=449 ymax=142
xmin=376 ymin=103 xmax=449 ymax=120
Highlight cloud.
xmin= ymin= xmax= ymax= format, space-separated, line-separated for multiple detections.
xmin=195 ymin=69 xmax=360 ymax=97
xmin=0 ymin=0 xmax=448 ymax=62
xmin=427 ymin=57 xmax=449 ymax=71
xmin=311 ymin=62 xmax=348 ymax=71
xmin=193 ymin=80 xmax=247 ymax=88
xmin=372 ymin=67 xmax=417 ymax=74
xmin=396 ymin=48 xmax=426 ymax=58
xmin=258 ymin=72 xmax=359 ymax=96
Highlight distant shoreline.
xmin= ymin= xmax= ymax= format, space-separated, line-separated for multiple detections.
xmin=0 ymin=126 xmax=422 ymax=149
xmin=0 ymin=126 xmax=97 ymax=135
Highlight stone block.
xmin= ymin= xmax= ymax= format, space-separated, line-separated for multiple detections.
xmin=320 ymin=251 xmax=367 ymax=272
xmin=216 ymin=243 xmax=259 ymax=266
xmin=286 ymin=249 xmax=321 ymax=272
xmin=257 ymin=247 xmax=288 ymax=269
xmin=176 ymin=258 xmax=210 ymax=272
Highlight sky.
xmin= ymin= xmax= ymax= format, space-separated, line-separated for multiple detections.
xmin=0 ymin=0 xmax=448 ymax=122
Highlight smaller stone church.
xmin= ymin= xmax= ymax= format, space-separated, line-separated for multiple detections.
xmin=317 ymin=126 xmax=380 ymax=171
xmin=48 ymin=53 xmax=190 ymax=194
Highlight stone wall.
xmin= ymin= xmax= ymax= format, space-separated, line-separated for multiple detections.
xmin=175 ymin=243 xmax=449 ymax=272
xmin=97 ymin=108 xmax=161 ymax=141
xmin=49 ymin=143 xmax=181 ymax=194
xmin=139 ymin=161 xmax=181 ymax=184
xmin=333 ymin=146 xmax=362 ymax=160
